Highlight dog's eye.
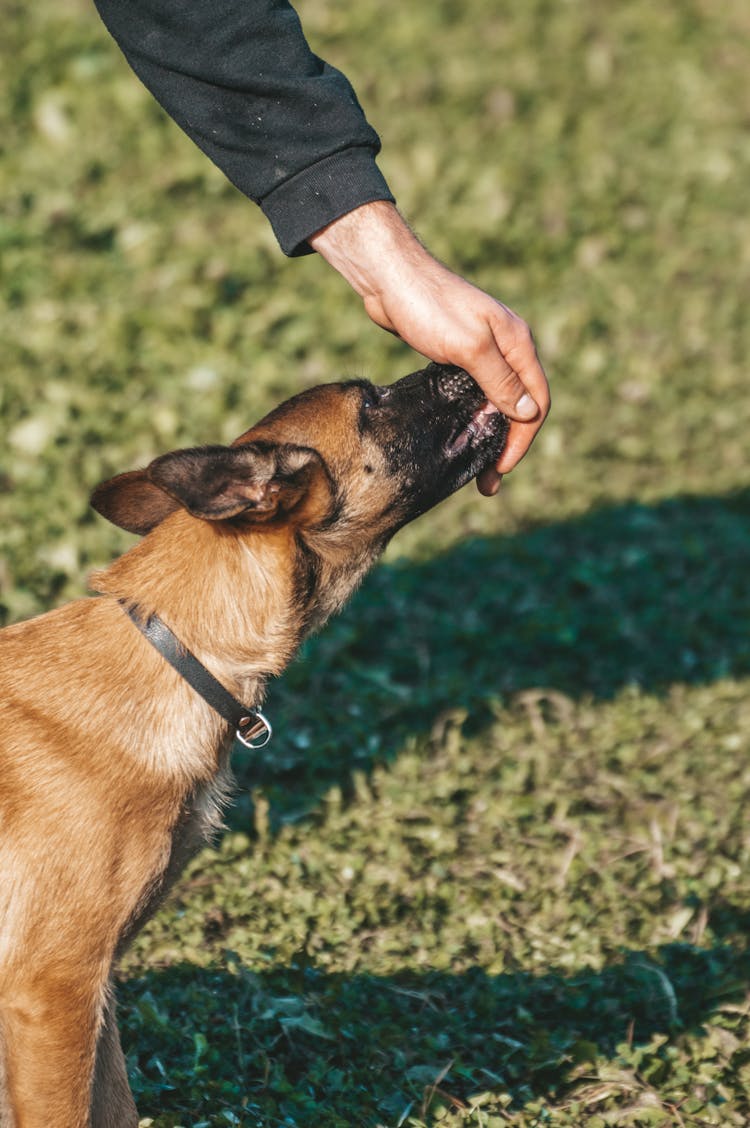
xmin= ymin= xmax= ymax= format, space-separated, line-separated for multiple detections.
xmin=362 ymin=385 xmax=390 ymax=411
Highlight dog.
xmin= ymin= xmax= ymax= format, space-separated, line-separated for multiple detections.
xmin=0 ymin=361 xmax=507 ymax=1126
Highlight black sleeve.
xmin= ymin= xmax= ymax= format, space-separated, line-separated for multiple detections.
xmin=93 ymin=0 xmax=395 ymax=256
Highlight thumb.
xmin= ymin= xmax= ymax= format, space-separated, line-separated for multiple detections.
xmin=471 ymin=351 xmax=540 ymax=421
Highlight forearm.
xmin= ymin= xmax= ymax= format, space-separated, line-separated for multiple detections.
xmin=310 ymin=202 xmax=431 ymax=321
xmin=93 ymin=0 xmax=394 ymax=255
xmin=310 ymin=202 xmax=421 ymax=292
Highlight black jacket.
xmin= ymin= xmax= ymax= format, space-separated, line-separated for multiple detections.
xmin=94 ymin=0 xmax=394 ymax=255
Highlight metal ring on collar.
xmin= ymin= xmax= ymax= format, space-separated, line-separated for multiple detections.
xmin=236 ymin=711 xmax=273 ymax=750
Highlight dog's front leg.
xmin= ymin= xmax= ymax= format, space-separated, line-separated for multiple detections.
xmin=89 ymin=983 xmax=138 ymax=1128
xmin=1 ymin=976 xmax=106 ymax=1128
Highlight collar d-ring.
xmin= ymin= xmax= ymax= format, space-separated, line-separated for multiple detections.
xmin=236 ymin=711 xmax=273 ymax=750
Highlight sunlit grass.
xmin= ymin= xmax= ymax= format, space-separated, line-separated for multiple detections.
xmin=2 ymin=0 xmax=749 ymax=1123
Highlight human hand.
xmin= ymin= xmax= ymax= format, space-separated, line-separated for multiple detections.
xmin=309 ymin=201 xmax=550 ymax=495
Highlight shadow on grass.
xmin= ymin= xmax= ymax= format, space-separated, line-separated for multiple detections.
xmin=118 ymin=491 xmax=750 ymax=1123
xmin=119 ymin=932 xmax=750 ymax=1125
xmin=238 ymin=487 xmax=750 ymax=820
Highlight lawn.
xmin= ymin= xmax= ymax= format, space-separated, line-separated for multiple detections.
xmin=2 ymin=0 xmax=750 ymax=1124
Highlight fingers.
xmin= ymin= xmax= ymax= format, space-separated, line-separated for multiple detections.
xmin=494 ymin=363 xmax=549 ymax=476
xmin=494 ymin=413 xmax=547 ymax=476
xmin=466 ymin=314 xmax=549 ymax=489
xmin=476 ymin=467 xmax=502 ymax=496
xmin=469 ymin=344 xmax=540 ymax=423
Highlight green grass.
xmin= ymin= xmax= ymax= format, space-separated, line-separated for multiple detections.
xmin=2 ymin=0 xmax=750 ymax=1123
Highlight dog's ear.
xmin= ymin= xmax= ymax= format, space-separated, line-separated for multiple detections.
xmin=92 ymin=443 xmax=333 ymax=534
xmin=147 ymin=442 xmax=332 ymax=524
xmin=90 ymin=470 xmax=182 ymax=535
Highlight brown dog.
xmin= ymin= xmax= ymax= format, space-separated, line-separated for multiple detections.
xmin=0 ymin=362 xmax=507 ymax=1126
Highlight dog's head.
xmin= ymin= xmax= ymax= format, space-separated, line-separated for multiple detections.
xmin=92 ymin=362 xmax=508 ymax=548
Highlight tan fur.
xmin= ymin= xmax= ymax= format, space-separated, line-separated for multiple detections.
xmin=0 ymin=366 xmax=505 ymax=1125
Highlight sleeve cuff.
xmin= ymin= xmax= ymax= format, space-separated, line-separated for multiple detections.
xmin=259 ymin=147 xmax=395 ymax=257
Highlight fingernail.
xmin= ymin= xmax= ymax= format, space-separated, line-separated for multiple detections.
xmin=515 ymin=393 xmax=538 ymax=419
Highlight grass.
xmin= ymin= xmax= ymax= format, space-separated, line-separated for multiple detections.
xmin=2 ymin=0 xmax=750 ymax=1123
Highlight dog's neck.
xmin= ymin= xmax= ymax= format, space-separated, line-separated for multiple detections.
xmin=90 ymin=510 xmax=302 ymax=695
xmin=89 ymin=506 xmax=385 ymax=717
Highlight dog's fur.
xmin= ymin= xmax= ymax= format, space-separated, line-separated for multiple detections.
xmin=0 ymin=362 xmax=507 ymax=1126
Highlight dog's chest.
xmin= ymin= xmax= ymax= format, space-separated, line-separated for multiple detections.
xmin=167 ymin=763 xmax=235 ymax=880
xmin=119 ymin=762 xmax=235 ymax=952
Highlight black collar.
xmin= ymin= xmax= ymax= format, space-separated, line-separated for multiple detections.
xmin=121 ymin=602 xmax=272 ymax=749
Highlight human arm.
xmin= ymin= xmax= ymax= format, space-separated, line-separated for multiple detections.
xmin=92 ymin=0 xmax=394 ymax=255
xmin=92 ymin=1 xmax=548 ymax=487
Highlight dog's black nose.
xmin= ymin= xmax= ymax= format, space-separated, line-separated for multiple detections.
xmin=433 ymin=364 xmax=476 ymax=400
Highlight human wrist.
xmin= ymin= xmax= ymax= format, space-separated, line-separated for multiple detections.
xmin=309 ymin=200 xmax=426 ymax=301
